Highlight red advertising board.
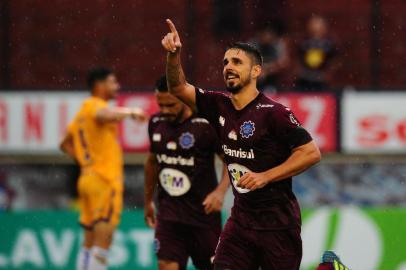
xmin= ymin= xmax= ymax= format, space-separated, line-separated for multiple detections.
xmin=0 ymin=92 xmax=337 ymax=153
xmin=270 ymin=93 xmax=337 ymax=152
xmin=116 ymin=93 xmax=159 ymax=152
xmin=117 ymin=92 xmax=337 ymax=152
xmin=341 ymin=91 xmax=406 ymax=153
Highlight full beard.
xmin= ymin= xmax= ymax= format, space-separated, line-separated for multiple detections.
xmin=226 ymin=82 xmax=243 ymax=94
xmin=225 ymin=78 xmax=249 ymax=94
xmin=167 ymin=106 xmax=186 ymax=124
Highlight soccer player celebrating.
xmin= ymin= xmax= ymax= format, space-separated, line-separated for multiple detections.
xmin=60 ymin=68 xmax=146 ymax=270
xmin=161 ymin=20 xmax=322 ymax=269
xmin=144 ymin=76 xmax=229 ymax=270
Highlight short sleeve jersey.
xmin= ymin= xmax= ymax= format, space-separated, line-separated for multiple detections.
xmin=67 ymin=97 xmax=123 ymax=185
xmin=148 ymin=113 xmax=222 ymax=228
xmin=195 ymin=88 xmax=312 ymax=230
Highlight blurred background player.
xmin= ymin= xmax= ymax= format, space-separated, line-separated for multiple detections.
xmin=251 ymin=23 xmax=291 ymax=93
xmin=60 ymin=67 xmax=147 ymax=270
xmin=161 ymin=19 xmax=321 ymax=269
xmin=295 ymin=15 xmax=337 ymax=92
xmin=144 ymin=76 xmax=229 ymax=270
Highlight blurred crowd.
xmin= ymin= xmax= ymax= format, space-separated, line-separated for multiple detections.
xmin=2 ymin=161 xmax=406 ymax=210
xmin=1 ymin=0 xmax=404 ymax=90
xmin=250 ymin=15 xmax=337 ymax=93
xmin=294 ymin=162 xmax=406 ymax=207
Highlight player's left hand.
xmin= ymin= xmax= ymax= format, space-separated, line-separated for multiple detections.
xmin=144 ymin=202 xmax=156 ymax=228
xmin=203 ymin=189 xmax=225 ymax=214
xmin=237 ymin=172 xmax=269 ymax=191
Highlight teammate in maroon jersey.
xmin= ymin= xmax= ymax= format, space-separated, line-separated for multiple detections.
xmin=144 ymin=76 xmax=229 ymax=270
xmin=161 ymin=19 xmax=323 ymax=269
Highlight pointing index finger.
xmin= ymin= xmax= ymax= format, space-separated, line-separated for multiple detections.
xmin=166 ymin=19 xmax=178 ymax=34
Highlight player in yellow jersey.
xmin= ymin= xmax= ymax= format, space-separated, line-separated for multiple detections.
xmin=60 ymin=68 xmax=147 ymax=270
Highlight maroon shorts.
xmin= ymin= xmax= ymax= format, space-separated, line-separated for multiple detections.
xmin=316 ymin=263 xmax=336 ymax=270
xmin=214 ymin=218 xmax=302 ymax=270
xmin=155 ymin=219 xmax=221 ymax=270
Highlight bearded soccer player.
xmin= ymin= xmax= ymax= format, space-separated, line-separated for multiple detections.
xmin=144 ymin=76 xmax=229 ymax=270
xmin=60 ymin=68 xmax=146 ymax=270
xmin=159 ymin=19 xmax=346 ymax=270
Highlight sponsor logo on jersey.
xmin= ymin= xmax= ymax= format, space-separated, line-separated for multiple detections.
xmin=240 ymin=121 xmax=255 ymax=138
xmin=179 ymin=132 xmax=195 ymax=149
xmin=228 ymin=130 xmax=237 ymax=140
xmin=289 ymin=113 xmax=300 ymax=126
xmin=219 ymin=116 xmax=225 ymax=126
xmin=156 ymin=154 xmax=194 ymax=166
xmin=152 ymin=133 xmax=161 ymax=142
xmin=152 ymin=116 xmax=165 ymax=123
xmin=159 ymin=168 xmax=191 ymax=196
xmin=256 ymin=103 xmax=274 ymax=109
xmin=191 ymin=118 xmax=209 ymax=124
xmin=227 ymin=163 xmax=251 ymax=193
xmin=222 ymin=145 xmax=255 ymax=159
xmin=166 ymin=141 xmax=177 ymax=150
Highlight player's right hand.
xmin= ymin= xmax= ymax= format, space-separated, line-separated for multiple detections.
xmin=144 ymin=202 xmax=156 ymax=228
xmin=161 ymin=19 xmax=182 ymax=53
xmin=130 ymin=108 xmax=148 ymax=122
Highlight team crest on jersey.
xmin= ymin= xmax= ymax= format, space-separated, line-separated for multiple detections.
xmin=179 ymin=132 xmax=195 ymax=149
xmin=240 ymin=121 xmax=255 ymax=138
xmin=219 ymin=116 xmax=225 ymax=126
xmin=228 ymin=130 xmax=237 ymax=140
xmin=166 ymin=141 xmax=177 ymax=150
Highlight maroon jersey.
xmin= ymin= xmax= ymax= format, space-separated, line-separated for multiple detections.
xmin=148 ymin=113 xmax=222 ymax=228
xmin=195 ymin=88 xmax=312 ymax=230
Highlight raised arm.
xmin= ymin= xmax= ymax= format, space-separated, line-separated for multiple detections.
xmin=162 ymin=19 xmax=197 ymax=111
xmin=95 ymin=107 xmax=147 ymax=124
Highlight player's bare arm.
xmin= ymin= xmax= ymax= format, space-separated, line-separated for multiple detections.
xmin=95 ymin=107 xmax=147 ymax=124
xmin=203 ymin=161 xmax=230 ymax=214
xmin=238 ymin=140 xmax=321 ymax=191
xmin=59 ymin=132 xmax=76 ymax=160
xmin=162 ymin=19 xmax=197 ymax=111
xmin=143 ymin=153 xmax=159 ymax=228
